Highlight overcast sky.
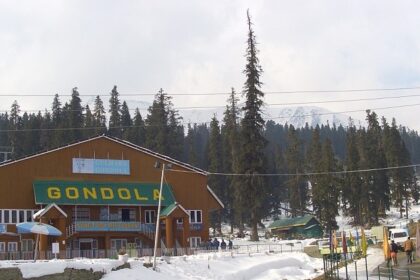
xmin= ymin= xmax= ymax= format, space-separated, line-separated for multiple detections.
xmin=1 ymin=0 xmax=420 ymax=130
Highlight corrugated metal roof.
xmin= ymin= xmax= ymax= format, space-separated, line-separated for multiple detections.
xmin=268 ymin=215 xmax=317 ymax=229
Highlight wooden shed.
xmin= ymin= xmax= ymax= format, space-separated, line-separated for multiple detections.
xmin=268 ymin=215 xmax=323 ymax=239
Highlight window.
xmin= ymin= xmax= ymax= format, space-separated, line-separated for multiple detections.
xmin=111 ymin=239 xmax=127 ymax=251
xmin=100 ymin=207 xmax=108 ymax=221
xmin=21 ymin=239 xmax=33 ymax=252
xmin=7 ymin=242 xmax=18 ymax=252
xmin=0 ymin=242 xmax=4 ymax=252
xmin=119 ymin=208 xmax=135 ymax=221
xmin=11 ymin=210 xmax=17 ymax=224
xmin=145 ymin=210 xmax=156 ymax=224
xmin=19 ymin=210 xmax=25 ymax=223
xmin=26 ymin=210 xmax=33 ymax=222
xmin=3 ymin=210 xmax=9 ymax=224
xmin=72 ymin=208 xmax=90 ymax=221
xmin=0 ymin=209 xmax=37 ymax=224
xmin=188 ymin=210 xmax=202 ymax=224
xmin=190 ymin=237 xmax=201 ymax=248
xmin=177 ymin=218 xmax=183 ymax=224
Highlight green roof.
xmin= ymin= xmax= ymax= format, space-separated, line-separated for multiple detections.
xmin=268 ymin=215 xmax=317 ymax=229
xmin=160 ymin=203 xmax=178 ymax=218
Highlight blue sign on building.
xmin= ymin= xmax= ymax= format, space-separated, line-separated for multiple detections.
xmin=72 ymin=158 xmax=130 ymax=175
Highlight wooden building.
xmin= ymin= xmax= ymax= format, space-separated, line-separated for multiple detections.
xmin=0 ymin=135 xmax=223 ymax=259
xmin=268 ymin=215 xmax=323 ymax=239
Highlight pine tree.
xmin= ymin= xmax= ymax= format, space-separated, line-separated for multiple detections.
xmin=51 ymin=94 xmax=65 ymax=148
xmin=207 ymin=115 xmax=224 ymax=233
xmin=221 ymin=88 xmax=241 ymax=233
xmin=383 ymin=118 xmax=417 ymax=218
xmin=306 ymin=127 xmax=322 ymax=219
xmin=120 ymin=101 xmax=132 ymax=140
xmin=69 ymin=87 xmax=84 ymax=142
xmin=236 ymin=10 xmax=267 ymax=241
xmin=129 ymin=108 xmax=145 ymax=146
xmin=8 ymin=100 xmax=22 ymax=158
xmin=93 ymin=95 xmax=107 ymax=135
xmin=84 ymin=105 xmax=95 ymax=138
xmin=361 ymin=110 xmax=390 ymax=224
xmin=109 ymin=85 xmax=122 ymax=138
xmin=145 ymin=88 xmax=183 ymax=159
xmin=285 ymin=125 xmax=307 ymax=217
xmin=316 ymin=138 xmax=340 ymax=231
xmin=342 ymin=119 xmax=363 ymax=224
xmin=39 ymin=110 xmax=52 ymax=150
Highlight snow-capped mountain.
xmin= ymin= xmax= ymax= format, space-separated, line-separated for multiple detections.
xmin=125 ymin=99 xmax=355 ymax=128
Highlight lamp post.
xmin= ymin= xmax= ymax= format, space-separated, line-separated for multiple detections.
xmin=152 ymin=162 xmax=171 ymax=271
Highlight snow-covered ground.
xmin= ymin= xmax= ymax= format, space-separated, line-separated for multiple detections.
xmin=1 ymin=204 xmax=418 ymax=279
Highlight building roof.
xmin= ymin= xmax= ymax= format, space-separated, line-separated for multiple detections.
xmin=33 ymin=203 xmax=68 ymax=219
xmin=0 ymin=135 xmax=208 ymax=175
xmin=0 ymin=135 xmax=224 ymax=209
xmin=268 ymin=215 xmax=318 ymax=230
xmin=160 ymin=202 xmax=189 ymax=218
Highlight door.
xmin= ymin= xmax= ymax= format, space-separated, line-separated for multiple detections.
xmin=79 ymin=239 xmax=93 ymax=258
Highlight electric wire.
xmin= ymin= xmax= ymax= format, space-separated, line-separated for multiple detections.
xmin=0 ymin=85 xmax=420 ymax=96
xmin=3 ymin=92 xmax=420 ymax=113
xmin=167 ymin=163 xmax=420 ymax=177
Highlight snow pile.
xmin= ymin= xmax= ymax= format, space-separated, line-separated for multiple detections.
xmin=104 ymin=251 xmax=323 ymax=280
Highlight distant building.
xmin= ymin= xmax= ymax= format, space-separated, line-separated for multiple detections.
xmin=0 ymin=135 xmax=223 ymax=259
xmin=268 ymin=215 xmax=323 ymax=239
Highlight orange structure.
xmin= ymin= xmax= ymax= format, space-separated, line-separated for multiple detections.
xmin=0 ymin=136 xmax=223 ymax=259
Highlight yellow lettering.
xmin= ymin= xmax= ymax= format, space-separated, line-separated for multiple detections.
xmin=153 ymin=189 xmax=164 ymax=201
xmin=117 ymin=188 xmax=131 ymax=200
xmin=66 ymin=187 xmax=79 ymax=199
xmin=134 ymin=189 xmax=148 ymax=201
xmin=101 ymin=187 xmax=114 ymax=200
xmin=47 ymin=187 xmax=61 ymax=199
xmin=83 ymin=188 xmax=97 ymax=200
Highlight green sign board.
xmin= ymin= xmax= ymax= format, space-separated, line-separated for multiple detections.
xmin=33 ymin=180 xmax=175 ymax=206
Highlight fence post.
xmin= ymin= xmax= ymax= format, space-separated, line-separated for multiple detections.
xmin=390 ymin=265 xmax=394 ymax=280
xmin=377 ymin=266 xmax=381 ymax=280
xmin=280 ymin=244 xmax=282 ymax=253
xmin=408 ymin=268 xmax=411 ymax=280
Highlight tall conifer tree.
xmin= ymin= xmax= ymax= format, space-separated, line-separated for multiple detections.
xmin=109 ymin=85 xmax=122 ymax=138
xmin=236 ymin=10 xmax=267 ymax=241
xmin=120 ymin=101 xmax=132 ymax=140
xmin=69 ymin=87 xmax=84 ymax=142
xmin=93 ymin=95 xmax=107 ymax=135
xmin=208 ymin=116 xmax=224 ymax=233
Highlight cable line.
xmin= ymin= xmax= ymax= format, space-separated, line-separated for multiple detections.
xmin=3 ymin=93 xmax=420 ymax=113
xmin=168 ymin=163 xmax=420 ymax=177
xmin=0 ymin=85 xmax=420 ymax=97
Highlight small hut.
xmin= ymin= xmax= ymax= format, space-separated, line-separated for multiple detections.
xmin=268 ymin=215 xmax=323 ymax=239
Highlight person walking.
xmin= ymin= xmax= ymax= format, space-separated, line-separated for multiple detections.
xmin=390 ymin=240 xmax=399 ymax=266
xmin=404 ymin=236 xmax=414 ymax=264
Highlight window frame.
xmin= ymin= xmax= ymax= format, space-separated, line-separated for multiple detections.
xmin=145 ymin=210 xmax=156 ymax=224
xmin=188 ymin=210 xmax=202 ymax=224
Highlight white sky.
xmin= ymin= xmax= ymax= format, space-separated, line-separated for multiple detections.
xmin=1 ymin=1 xmax=420 ymax=129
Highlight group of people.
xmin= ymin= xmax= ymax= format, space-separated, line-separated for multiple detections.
xmin=202 ymin=238 xmax=233 ymax=250
xmin=390 ymin=237 xmax=415 ymax=266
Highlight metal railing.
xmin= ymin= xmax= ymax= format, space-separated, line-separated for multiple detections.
xmin=377 ymin=265 xmax=420 ymax=280
xmin=0 ymin=243 xmax=303 ymax=260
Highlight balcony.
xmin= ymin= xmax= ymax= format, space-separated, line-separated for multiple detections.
xmin=66 ymin=221 xmax=156 ymax=239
